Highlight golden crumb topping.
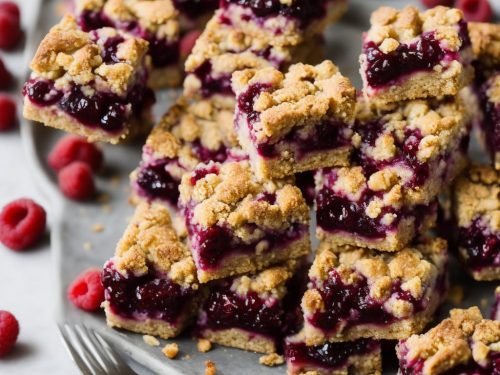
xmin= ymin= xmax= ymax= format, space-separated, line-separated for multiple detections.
xmin=259 ymin=353 xmax=284 ymax=367
xmin=30 ymin=15 xmax=149 ymax=96
xmin=468 ymin=22 xmax=500 ymax=68
xmin=162 ymin=342 xmax=179 ymax=359
xmin=453 ymin=165 xmax=499 ymax=230
xmin=179 ymin=160 xmax=309 ymax=233
xmin=366 ymin=6 xmax=467 ymax=51
xmin=399 ymin=307 xmax=500 ymax=375
xmin=232 ymin=60 xmax=356 ymax=142
xmin=487 ymin=74 xmax=500 ymax=104
xmin=114 ymin=203 xmax=197 ymax=287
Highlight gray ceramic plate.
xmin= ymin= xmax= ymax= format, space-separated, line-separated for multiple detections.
xmin=20 ymin=1 xmax=498 ymax=374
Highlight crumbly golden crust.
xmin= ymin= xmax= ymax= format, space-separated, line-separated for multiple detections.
xmin=398 ymin=307 xmax=500 ymax=375
xmin=30 ymin=15 xmax=149 ymax=96
xmin=453 ymin=164 xmax=499 ymax=229
xmin=233 ymin=60 xmax=356 ymax=142
xmin=113 ymin=203 xmax=197 ymax=288
xmin=259 ymin=353 xmax=284 ymax=367
xmin=200 ymin=328 xmax=277 ymax=354
xmin=468 ymin=22 xmax=500 ymax=68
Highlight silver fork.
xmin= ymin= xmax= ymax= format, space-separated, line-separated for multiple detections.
xmin=58 ymin=323 xmax=138 ymax=375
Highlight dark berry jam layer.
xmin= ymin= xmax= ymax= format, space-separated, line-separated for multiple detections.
xmin=198 ymin=279 xmax=284 ymax=342
xmin=186 ymin=215 xmax=308 ymax=270
xmin=173 ymin=0 xmax=218 ymax=19
xmin=191 ymin=61 xmax=233 ymax=98
xmin=295 ymin=171 xmax=316 ymax=206
xmin=478 ymin=77 xmax=500 ymax=158
xmin=220 ymin=0 xmax=327 ymax=28
xmin=458 ymin=217 xmax=500 ymax=271
xmin=308 ymin=270 xmax=434 ymax=332
xmin=398 ymin=345 xmax=500 ymax=375
xmin=79 ymin=11 xmax=180 ymax=68
xmin=101 ymin=262 xmax=196 ymax=323
xmin=285 ymin=338 xmax=380 ymax=371
xmin=23 ymin=79 xmax=154 ymax=133
xmin=363 ymin=22 xmax=469 ymax=88
xmin=135 ymin=159 xmax=181 ymax=206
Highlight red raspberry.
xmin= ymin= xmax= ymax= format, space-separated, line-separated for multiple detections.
xmin=0 ymin=58 xmax=12 ymax=89
xmin=0 ymin=5 xmax=21 ymax=50
xmin=0 ymin=199 xmax=46 ymax=251
xmin=48 ymin=136 xmax=103 ymax=172
xmin=68 ymin=269 xmax=105 ymax=312
xmin=0 ymin=94 xmax=16 ymax=131
xmin=456 ymin=0 xmax=492 ymax=22
xmin=420 ymin=0 xmax=453 ymax=7
xmin=0 ymin=2 xmax=19 ymax=22
xmin=180 ymin=30 xmax=202 ymax=58
xmin=0 ymin=310 xmax=19 ymax=357
xmin=58 ymin=161 xmax=96 ymax=201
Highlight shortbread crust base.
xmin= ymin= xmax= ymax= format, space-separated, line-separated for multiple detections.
xmin=199 ymin=328 xmax=277 ymax=354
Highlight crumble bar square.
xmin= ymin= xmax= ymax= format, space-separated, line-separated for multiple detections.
xmin=353 ymin=96 xmax=470 ymax=206
xmin=232 ymin=60 xmax=356 ymax=179
xmin=102 ymin=203 xmax=200 ymax=339
xmin=196 ymin=259 xmax=305 ymax=354
xmin=469 ymin=22 xmax=500 ymax=79
xmin=397 ymin=307 xmax=500 ymax=375
xmin=179 ymin=158 xmax=311 ymax=283
xmin=453 ymin=165 xmax=499 ymax=281
xmin=301 ymin=237 xmax=448 ymax=345
xmin=360 ymin=6 xmax=474 ymax=103
xmin=130 ymin=97 xmax=238 ymax=211
xmin=284 ymin=332 xmax=382 ymax=375
xmin=315 ymin=166 xmax=437 ymax=252
xmin=23 ymin=15 xmax=154 ymax=144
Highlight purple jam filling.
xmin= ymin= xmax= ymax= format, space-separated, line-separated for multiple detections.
xmin=309 ymin=270 xmax=432 ymax=332
xmin=100 ymin=35 xmax=125 ymax=64
xmin=198 ymin=279 xmax=284 ymax=342
xmin=363 ymin=22 xmax=469 ymax=88
xmin=399 ymin=345 xmax=500 ymax=375
xmin=478 ymin=78 xmax=500 ymax=158
xmin=136 ymin=160 xmax=181 ymax=206
xmin=220 ymin=0 xmax=327 ymax=28
xmin=192 ymin=61 xmax=233 ymax=98
xmin=295 ymin=171 xmax=316 ymax=206
xmin=191 ymin=141 xmax=229 ymax=164
xmin=173 ymin=0 xmax=218 ymax=19
xmin=190 ymin=163 xmax=220 ymax=184
xmin=285 ymin=339 xmax=379 ymax=370
xmin=101 ymin=262 xmax=196 ymax=323
xmin=458 ymin=217 xmax=500 ymax=271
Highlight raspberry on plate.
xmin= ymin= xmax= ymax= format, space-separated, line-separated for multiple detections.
xmin=0 ymin=310 xmax=19 ymax=357
xmin=0 ymin=58 xmax=12 ymax=89
xmin=0 ymin=94 xmax=16 ymax=131
xmin=456 ymin=0 xmax=492 ymax=22
xmin=0 ymin=198 xmax=46 ymax=251
xmin=58 ymin=161 xmax=96 ymax=201
xmin=48 ymin=136 xmax=103 ymax=172
xmin=67 ymin=269 xmax=105 ymax=312
xmin=0 ymin=1 xmax=21 ymax=50
xmin=0 ymin=2 xmax=20 ymax=22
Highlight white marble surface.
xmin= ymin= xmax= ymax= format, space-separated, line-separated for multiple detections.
xmin=0 ymin=1 xmax=77 ymax=373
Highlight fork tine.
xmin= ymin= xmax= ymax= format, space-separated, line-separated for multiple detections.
xmin=93 ymin=331 xmax=138 ymax=375
xmin=66 ymin=324 xmax=105 ymax=374
xmin=57 ymin=324 xmax=94 ymax=375
xmin=75 ymin=325 xmax=112 ymax=372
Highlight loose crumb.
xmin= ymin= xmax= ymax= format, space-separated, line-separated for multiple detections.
xmin=182 ymin=354 xmax=191 ymax=360
xmin=259 ymin=353 xmax=284 ymax=367
xmin=162 ymin=343 xmax=179 ymax=359
xmin=197 ymin=339 xmax=212 ymax=353
xmin=143 ymin=335 xmax=160 ymax=347
xmin=447 ymin=285 xmax=464 ymax=305
xmin=92 ymin=224 xmax=105 ymax=233
xmin=205 ymin=360 xmax=217 ymax=375
xmin=83 ymin=242 xmax=93 ymax=251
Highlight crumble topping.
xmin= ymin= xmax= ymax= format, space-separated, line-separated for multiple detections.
xmin=114 ymin=203 xmax=197 ymax=287
xmin=197 ymin=339 xmax=212 ymax=353
xmin=400 ymin=307 xmax=500 ymax=375
xmin=76 ymin=0 xmax=179 ymax=40
xmin=468 ymin=22 xmax=500 ymax=68
xmin=453 ymin=165 xmax=499 ymax=229
xmin=487 ymin=74 xmax=500 ymax=103
xmin=162 ymin=342 xmax=179 ymax=359
xmin=232 ymin=60 xmax=356 ymax=142
xmin=205 ymin=360 xmax=217 ymax=375
xmin=259 ymin=353 xmax=284 ymax=367
xmin=30 ymin=15 xmax=149 ymax=96
xmin=143 ymin=334 xmax=160 ymax=346
xmin=179 ymin=160 xmax=309 ymax=231
xmin=366 ymin=6 xmax=466 ymax=51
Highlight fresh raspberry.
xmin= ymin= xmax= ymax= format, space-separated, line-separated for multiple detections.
xmin=58 ymin=162 xmax=96 ymax=201
xmin=0 ymin=94 xmax=16 ymax=131
xmin=0 ymin=310 xmax=19 ymax=357
xmin=180 ymin=30 xmax=202 ymax=58
xmin=0 ymin=2 xmax=19 ymax=22
xmin=67 ymin=269 xmax=105 ymax=312
xmin=48 ymin=136 xmax=103 ymax=172
xmin=456 ymin=0 xmax=492 ymax=22
xmin=420 ymin=0 xmax=453 ymax=7
xmin=0 ymin=199 xmax=46 ymax=251
xmin=0 ymin=6 xmax=21 ymax=50
xmin=0 ymin=58 xmax=12 ymax=89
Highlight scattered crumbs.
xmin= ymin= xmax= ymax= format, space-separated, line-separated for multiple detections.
xmin=481 ymin=298 xmax=489 ymax=308
xmin=83 ymin=242 xmax=93 ymax=251
xmin=143 ymin=335 xmax=160 ymax=347
xmin=447 ymin=285 xmax=464 ymax=305
xmin=92 ymin=224 xmax=105 ymax=233
xmin=101 ymin=204 xmax=112 ymax=214
xmin=110 ymin=175 xmax=121 ymax=187
xmin=97 ymin=193 xmax=110 ymax=204
xmin=182 ymin=354 xmax=191 ymax=360
xmin=259 ymin=353 xmax=284 ymax=367
xmin=197 ymin=339 xmax=212 ymax=353
xmin=205 ymin=360 xmax=217 ymax=375
xmin=162 ymin=343 xmax=179 ymax=359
